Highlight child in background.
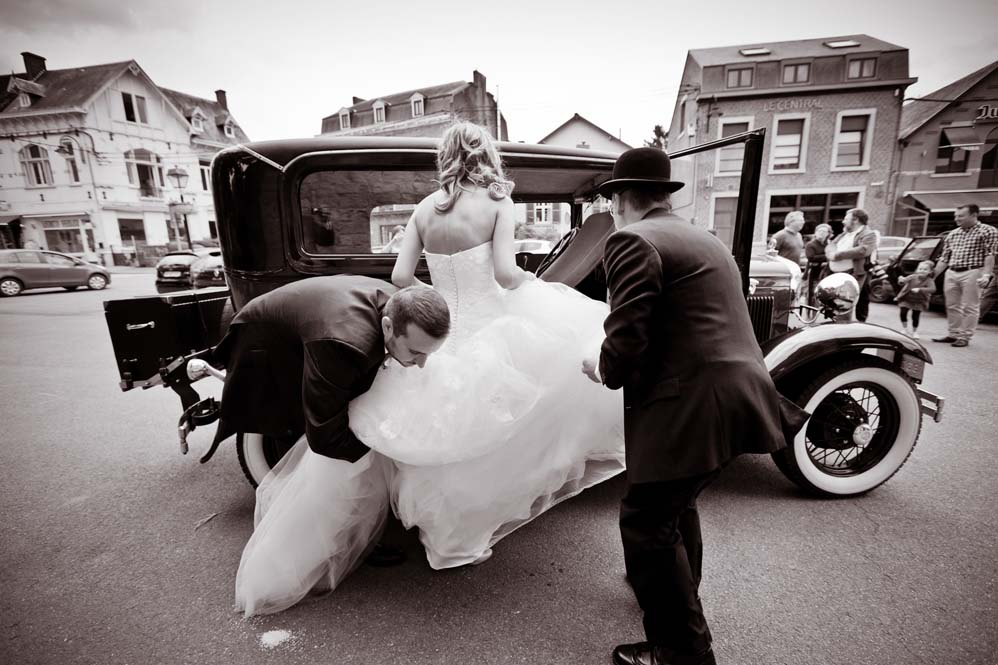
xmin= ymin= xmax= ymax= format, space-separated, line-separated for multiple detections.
xmin=894 ymin=260 xmax=937 ymax=338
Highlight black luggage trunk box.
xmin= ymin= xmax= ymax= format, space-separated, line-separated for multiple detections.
xmin=104 ymin=287 xmax=232 ymax=390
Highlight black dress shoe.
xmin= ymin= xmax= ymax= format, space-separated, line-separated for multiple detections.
xmin=612 ymin=641 xmax=716 ymax=665
xmin=364 ymin=542 xmax=406 ymax=567
xmin=932 ymin=336 xmax=957 ymax=343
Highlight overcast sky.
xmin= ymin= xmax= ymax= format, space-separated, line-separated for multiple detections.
xmin=1 ymin=0 xmax=996 ymax=147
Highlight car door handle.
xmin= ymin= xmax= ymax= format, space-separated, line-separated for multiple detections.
xmin=126 ymin=321 xmax=156 ymax=331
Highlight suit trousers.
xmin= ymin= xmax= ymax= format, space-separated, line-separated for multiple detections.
xmin=944 ymin=268 xmax=982 ymax=340
xmin=620 ymin=468 xmax=721 ymax=654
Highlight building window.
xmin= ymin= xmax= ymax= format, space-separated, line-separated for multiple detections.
xmin=224 ymin=122 xmax=235 ymax=138
xmin=411 ymin=97 xmax=424 ymax=117
xmin=847 ymin=58 xmax=877 ymax=80
xmin=533 ymin=203 xmax=552 ymax=223
xmin=208 ymin=220 xmax=218 ymax=239
xmin=782 ymin=63 xmax=810 ymax=84
xmin=18 ymin=92 xmax=31 ymax=108
xmin=121 ymin=92 xmax=148 ymax=123
xmin=191 ymin=114 xmax=204 ymax=132
xmin=679 ymin=100 xmax=687 ymax=134
xmin=373 ymin=102 xmax=386 ymax=124
xmin=717 ymin=119 xmax=752 ymax=174
xmin=20 ymin=144 xmax=53 ymax=187
xmin=124 ymin=149 xmax=164 ymax=197
xmin=979 ymin=140 xmax=998 ymax=188
xmin=767 ymin=191 xmax=860 ymax=236
xmin=935 ymin=129 xmax=970 ymax=174
xmin=59 ymin=138 xmax=81 ymax=183
xmin=832 ymin=110 xmax=875 ymax=170
xmin=771 ymin=116 xmax=808 ymax=172
xmin=339 ymin=112 xmax=351 ymax=130
xmin=726 ymin=68 xmax=753 ymax=89
xmin=200 ymin=162 xmax=212 ymax=191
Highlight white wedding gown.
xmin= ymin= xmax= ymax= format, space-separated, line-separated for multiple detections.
xmin=235 ymin=242 xmax=624 ymax=616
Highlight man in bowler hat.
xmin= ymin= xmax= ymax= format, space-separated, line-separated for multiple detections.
xmin=583 ymin=147 xmax=793 ymax=665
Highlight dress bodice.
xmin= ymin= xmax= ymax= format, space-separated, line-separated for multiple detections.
xmin=425 ymin=242 xmax=504 ymax=348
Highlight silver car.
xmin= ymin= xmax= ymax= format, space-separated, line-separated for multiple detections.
xmin=0 ymin=249 xmax=110 ymax=297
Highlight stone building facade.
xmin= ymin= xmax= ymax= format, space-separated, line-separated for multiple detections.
xmin=0 ymin=52 xmax=248 ymax=264
xmin=666 ymin=35 xmax=916 ymax=246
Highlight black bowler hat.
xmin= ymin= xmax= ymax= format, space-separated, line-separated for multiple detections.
xmin=597 ymin=147 xmax=685 ymax=197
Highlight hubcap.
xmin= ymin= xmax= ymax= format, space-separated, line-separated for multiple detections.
xmin=89 ymin=276 xmax=105 ymax=288
xmin=1 ymin=280 xmax=19 ymax=295
xmin=804 ymin=381 xmax=900 ymax=476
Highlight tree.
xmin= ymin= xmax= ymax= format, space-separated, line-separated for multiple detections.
xmin=644 ymin=124 xmax=667 ymax=150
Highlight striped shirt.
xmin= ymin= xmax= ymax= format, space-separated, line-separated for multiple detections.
xmin=940 ymin=222 xmax=998 ymax=270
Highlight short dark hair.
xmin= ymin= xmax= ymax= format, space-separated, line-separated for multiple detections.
xmin=848 ymin=208 xmax=869 ymax=225
xmin=959 ymin=203 xmax=980 ymax=216
xmin=620 ymin=186 xmax=672 ymax=213
xmin=386 ymin=286 xmax=450 ymax=339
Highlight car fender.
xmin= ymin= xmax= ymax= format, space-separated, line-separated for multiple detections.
xmin=761 ymin=322 xmax=932 ymax=385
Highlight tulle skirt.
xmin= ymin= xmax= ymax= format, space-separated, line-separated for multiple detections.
xmin=352 ymin=278 xmax=626 ymax=569
xmin=234 ymin=442 xmax=392 ymax=617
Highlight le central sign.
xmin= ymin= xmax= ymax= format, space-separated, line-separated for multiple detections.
xmin=763 ymin=98 xmax=823 ymax=112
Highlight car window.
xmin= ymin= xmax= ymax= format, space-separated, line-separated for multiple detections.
xmin=14 ymin=251 xmax=44 ymax=264
xmin=297 ymin=168 xmax=578 ymax=255
xmin=44 ymin=253 xmax=76 ymax=267
xmin=0 ymin=252 xmax=19 ymax=263
xmin=902 ymin=238 xmax=939 ymax=262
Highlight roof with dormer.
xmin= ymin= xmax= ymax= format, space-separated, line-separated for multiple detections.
xmin=899 ymin=59 xmax=998 ymax=140
xmin=0 ymin=59 xmax=249 ymax=143
xmin=688 ymin=34 xmax=906 ymax=67
xmin=326 ymin=80 xmax=469 ymax=119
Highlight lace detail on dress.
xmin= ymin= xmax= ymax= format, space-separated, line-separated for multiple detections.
xmin=425 ymin=242 xmax=503 ymax=351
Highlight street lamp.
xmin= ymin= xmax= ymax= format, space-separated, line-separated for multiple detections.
xmin=166 ymin=165 xmax=193 ymax=250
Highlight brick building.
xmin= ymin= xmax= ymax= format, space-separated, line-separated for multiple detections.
xmin=666 ymin=35 xmax=916 ymax=246
xmin=319 ymin=70 xmax=507 ymax=140
xmin=893 ymin=60 xmax=998 ymax=236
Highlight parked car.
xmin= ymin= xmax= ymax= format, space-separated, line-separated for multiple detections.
xmin=885 ymin=234 xmax=998 ymax=320
xmin=874 ymin=235 xmax=911 ymax=264
xmin=103 ymin=131 xmax=942 ymax=499
xmin=154 ymin=248 xmax=221 ymax=293
xmin=0 ymin=249 xmax=110 ymax=297
xmin=190 ymin=253 xmax=226 ymax=289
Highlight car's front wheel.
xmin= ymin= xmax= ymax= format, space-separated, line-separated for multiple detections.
xmin=236 ymin=433 xmax=296 ymax=487
xmin=772 ymin=358 xmax=921 ymax=497
xmin=87 ymin=274 xmax=108 ymax=290
xmin=0 ymin=277 xmax=23 ymax=297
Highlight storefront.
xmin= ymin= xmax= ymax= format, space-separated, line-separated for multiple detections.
xmin=18 ymin=215 xmax=96 ymax=259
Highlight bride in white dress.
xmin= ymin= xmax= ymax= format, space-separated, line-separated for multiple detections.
xmin=235 ymin=122 xmax=623 ymax=616
xmin=349 ymin=122 xmax=625 ymax=568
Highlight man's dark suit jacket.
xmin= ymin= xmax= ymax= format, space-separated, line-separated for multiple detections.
xmin=599 ymin=210 xmax=787 ymax=483
xmin=212 ymin=275 xmax=396 ymax=462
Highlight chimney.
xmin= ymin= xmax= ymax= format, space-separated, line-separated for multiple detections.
xmin=215 ymin=89 xmax=228 ymax=110
xmin=352 ymin=96 xmax=365 ymax=105
xmin=473 ymin=70 xmax=486 ymax=90
xmin=21 ymin=52 xmax=46 ymax=80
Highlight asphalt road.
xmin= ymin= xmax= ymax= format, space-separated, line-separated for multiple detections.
xmin=1 ymin=274 xmax=996 ymax=665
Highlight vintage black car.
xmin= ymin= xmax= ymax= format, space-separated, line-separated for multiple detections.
xmin=104 ymin=130 xmax=943 ymax=498
xmin=885 ymin=234 xmax=998 ymax=319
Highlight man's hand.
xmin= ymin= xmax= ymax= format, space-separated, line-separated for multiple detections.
xmin=582 ymin=358 xmax=601 ymax=383
xmin=977 ymin=273 xmax=993 ymax=289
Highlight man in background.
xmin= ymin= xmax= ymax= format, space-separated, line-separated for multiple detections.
xmin=826 ymin=208 xmax=878 ymax=322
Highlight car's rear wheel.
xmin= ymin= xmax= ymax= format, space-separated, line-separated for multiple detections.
xmin=772 ymin=358 xmax=921 ymax=498
xmin=87 ymin=274 xmax=108 ymax=290
xmin=0 ymin=277 xmax=23 ymax=297
xmin=236 ymin=433 xmax=296 ymax=487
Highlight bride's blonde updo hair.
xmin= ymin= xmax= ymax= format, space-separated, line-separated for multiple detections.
xmin=434 ymin=121 xmax=513 ymax=213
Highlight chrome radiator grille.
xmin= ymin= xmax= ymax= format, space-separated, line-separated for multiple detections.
xmin=746 ymin=295 xmax=775 ymax=343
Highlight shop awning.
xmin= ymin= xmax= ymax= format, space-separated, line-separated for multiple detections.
xmin=907 ymin=191 xmax=998 ymax=212
xmin=0 ymin=215 xmax=21 ymax=227
xmin=941 ymin=126 xmax=984 ymax=149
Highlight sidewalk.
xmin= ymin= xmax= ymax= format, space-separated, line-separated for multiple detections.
xmin=107 ymin=265 xmax=155 ymax=275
